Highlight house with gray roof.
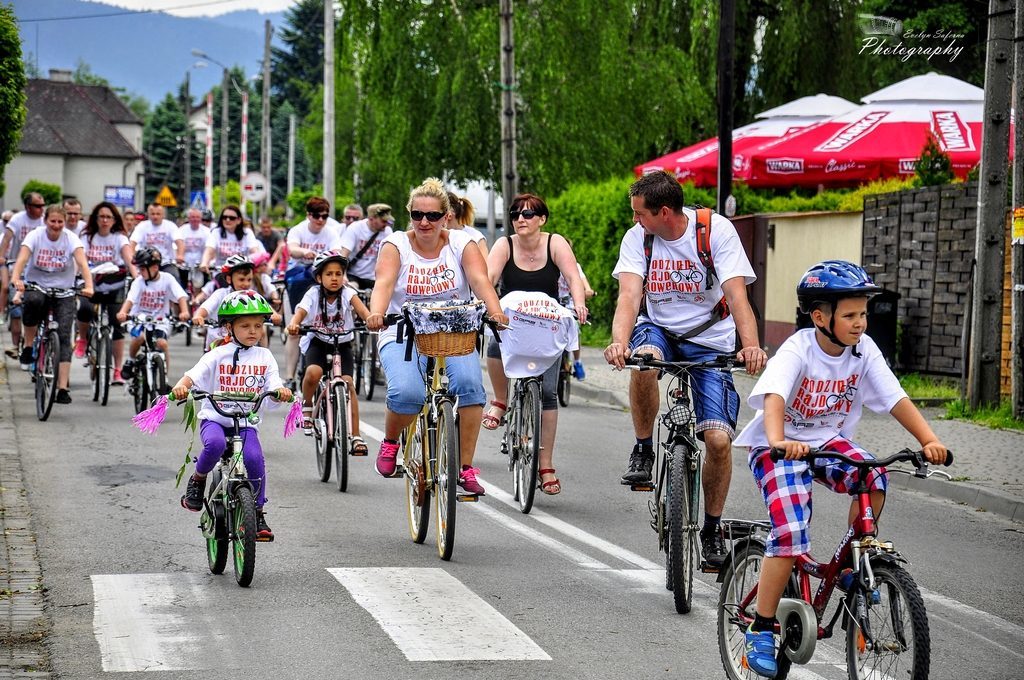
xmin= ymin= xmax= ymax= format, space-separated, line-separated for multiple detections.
xmin=1 ymin=70 xmax=144 ymax=212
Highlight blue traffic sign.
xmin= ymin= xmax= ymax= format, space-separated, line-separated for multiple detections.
xmin=104 ymin=185 xmax=135 ymax=207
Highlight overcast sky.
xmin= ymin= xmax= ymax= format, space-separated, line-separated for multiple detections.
xmin=94 ymin=0 xmax=298 ymax=18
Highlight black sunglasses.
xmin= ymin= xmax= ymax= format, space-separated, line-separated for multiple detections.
xmin=509 ymin=209 xmax=540 ymax=220
xmin=222 ymin=214 xmax=241 ymax=221
xmin=410 ymin=210 xmax=445 ymax=222
xmin=27 ymin=203 xmax=45 ymax=208
xmin=309 ymin=212 xmax=330 ymax=220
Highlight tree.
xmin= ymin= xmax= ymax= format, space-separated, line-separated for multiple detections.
xmin=143 ymin=93 xmax=187 ymax=204
xmin=914 ymin=133 xmax=954 ymax=187
xmin=21 ymin=179 xmax=61 ymax=205
xmin=272 ymin=0 xmax=326 ymax=124
xmin=0 ymin=4 xmax=27 ymax=171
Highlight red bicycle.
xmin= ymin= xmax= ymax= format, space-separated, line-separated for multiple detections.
xmin=717 ymin=447 xmax=952 ymax=680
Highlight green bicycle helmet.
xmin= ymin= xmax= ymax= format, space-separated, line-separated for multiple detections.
xmin=217 ymin=290 xmax=273 ymax=323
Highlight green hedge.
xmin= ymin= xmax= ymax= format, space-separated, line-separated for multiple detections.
xmin=20 ymin=179 xmax=61 ymax=205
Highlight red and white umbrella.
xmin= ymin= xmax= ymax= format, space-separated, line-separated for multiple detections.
xmin=634 ymin=94 xmax=855 ymax=187
xmin=743 ymin=102 xmax=984 ymax=188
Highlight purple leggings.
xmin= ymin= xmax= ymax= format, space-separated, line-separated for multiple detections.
xmin=196 ymin=420 xmax=268 ymax=507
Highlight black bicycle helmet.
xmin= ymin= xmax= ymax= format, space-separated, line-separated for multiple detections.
xmin=797 ymin=260 xmax=882 ymax=351
xmin=132 ymin=246 xmax=162 ymax=267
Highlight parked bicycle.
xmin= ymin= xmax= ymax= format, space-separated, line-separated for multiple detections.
xmin=716 ymin=447 xmax=953 ymax=680
xmin=175 ymin=389 xmax=284 ymax=587
xmin=22 ymin=282 xmax=79 ymax=421
xmin=623 ymin=352 xmax=743 ymax=614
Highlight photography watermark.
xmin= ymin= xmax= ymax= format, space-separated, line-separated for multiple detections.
xmin=857 ymin=14 xmax=965 ymax=63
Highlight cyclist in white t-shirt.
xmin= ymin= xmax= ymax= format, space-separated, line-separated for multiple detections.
xmin=446 ymin=191 xmax=489 ymax=259
xmin=603 ymin=171 xmax=767 ymax=567
xmin=338 ymin=203 xmax=393 ymax=289
xmin=129 ymin=203 xmax=178 ymax=274
xmin=198 ymin=205 xmax=261 ymax=271
xmin=2 ymin=193 xmax=47 ymax=355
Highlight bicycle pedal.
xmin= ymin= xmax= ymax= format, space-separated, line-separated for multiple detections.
xmin=456 ymin=493 xmax=479 ymax=503
xmin=350 ymin=450 xmax=368 ymax=457
xmin=392 ymin=465 xmax=405 ymax=477
xmin=699 ymin=562 xmax=721 ymax=574
xmin=255 ymin=535 xmax=274 ymax=543
xmin=628 ymin=483 xmax=655 ymax=492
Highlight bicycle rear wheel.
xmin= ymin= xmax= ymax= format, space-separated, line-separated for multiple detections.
xmin=433 ymin=401 xmax=459 ymax=561
xmin=203 ymin=470 xmax=228 ymax=574
xmin=557 ymin=355 xmax=571 ymax=407
xmin=403 ymin=417 xmax=430 ymax=543
xmin=846 ymin=562 xmax=929 ymax=680
xmin=514 ymin=380 xmax=542 ymax=514
xmin=333 ymin=384 xmax=349 ymax=492
xmin=364 ymin=334 xmax=378 ymax=401
xmin=89 ymin=330 xmax=100 ymax=402
xmin=98 ymin=331 xmax=112 ymax=406
xmin=36 ymin=331 xmax=60 ymax=421
xmin=230 ymin=485 xmax=257 ymax=587
xmin=354 ymin=335 xmax=365 ymax=396
xmin=717 ymin=541 xmax=793 ymax=680
xmin=132 ymin=355 xmax=150 ymax=415
xmin=667 ymin=444 xmax=698 ymax=614
xmin=313 ymin=382 xmax=333 ymax=482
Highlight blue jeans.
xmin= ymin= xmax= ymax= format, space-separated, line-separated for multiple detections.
xmin=628 ymin=322 xmax=739 ymax=438
xmin=379 ymin=338 xmax=486 ymax=415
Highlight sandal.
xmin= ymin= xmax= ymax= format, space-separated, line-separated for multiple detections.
xmin=538 ymin=468 xmax=561 ymax=495
xmin=302 ymin=406 xmax=313 ymax=436
xmin=481 ymin=400 xmax=507 ymax=431
xmin=350 ymin=436 xmax=368 ymax=456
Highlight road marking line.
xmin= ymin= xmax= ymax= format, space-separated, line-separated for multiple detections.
xmin=91 ymin=573 xmax=206 ymax=672
xmin=919 ymin=586 xmax=1024 ymax=644
xmin=327 ymin=567 xmax=551 ymax=661
xmin=471 ymin=500 xmax=611 ymax=569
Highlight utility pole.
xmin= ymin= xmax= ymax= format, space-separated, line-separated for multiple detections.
xmin=204 ymin=93 xmax=213 ymax=211
xmin=969 ymin=0 xmax=1014 ymax=409
xmin=287 ymin=113 xmax=296 ymax=220
xmin=323 ymin=0 xmax=336 ymax=216
xmin=716 ymin=0 xmax=735 ymax=216
xmin=499 ymin=0 xmax=518 ymax=217
xmin=219 ymin=67 xmax=229 ymax=210
xmin=261 ymin=19 xmax=272 ymax=215
xmin=182 ymin=70 xmax=191 ymax=211
xmin=240 ymin=90 xmax=248 ymax=209
xmin=1012 ymin=0 xmax=1024 ymax=419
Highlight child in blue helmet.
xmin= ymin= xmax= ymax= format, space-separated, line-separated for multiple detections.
xmin=732 ymin=260 xmax=948 ymax=678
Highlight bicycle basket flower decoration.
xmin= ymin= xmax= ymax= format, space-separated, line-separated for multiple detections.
xmin=402 ymin=299 xmax=485 ymax=357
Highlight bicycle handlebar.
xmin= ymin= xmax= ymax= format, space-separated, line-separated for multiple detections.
xmin=21 ymin=281 xmax=83 ymax=299
xmin=624 ymin=352 xmax=744 ymax=373
xmin=171 ymin=389 xmax=286 ymax=417
xmin=768 ymin=447 xmax=954 ymax=469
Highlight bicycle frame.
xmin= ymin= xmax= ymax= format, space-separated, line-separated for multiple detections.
xmin=309 ymin=333 xmax=351 ymax=444
xmin=405 ymin=355 xmax=459 ymax=490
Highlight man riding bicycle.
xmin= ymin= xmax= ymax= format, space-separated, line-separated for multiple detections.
xmin=603 ymin=171 xmax=766 ymax=567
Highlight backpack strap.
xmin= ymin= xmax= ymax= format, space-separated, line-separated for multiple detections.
xmin=693 ymin=207 xmax=717 ymax=291
xmin=639 ymin=231 xmax=655 ymax=317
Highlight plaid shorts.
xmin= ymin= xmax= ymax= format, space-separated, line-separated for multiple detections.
xmin=748 ymin=437 xmax=889 ymax=558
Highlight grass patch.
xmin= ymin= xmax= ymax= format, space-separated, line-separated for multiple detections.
xmin=898 ymin=373 xmax=960 ymax=400
xmin=944 ymin=399 xmax=1024 ymax=431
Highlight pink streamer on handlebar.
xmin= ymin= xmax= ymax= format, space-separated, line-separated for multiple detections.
xmin=132 ymin=395 xmax=170 ymax=434
xmin=283 ymin=399 xmax=303 ymax=438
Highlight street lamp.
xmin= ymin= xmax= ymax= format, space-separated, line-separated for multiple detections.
xmin=182 ymin=60 xmax=206 ymax=210
xmin=191 ymin=48 xmax=248 ymax=211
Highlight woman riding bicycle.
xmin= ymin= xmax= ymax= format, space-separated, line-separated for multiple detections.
xmin=732 ymin=260 xmax=948 ymax=678
xmin=74 ymin=201 xmax=136 ymax=384
xmin=11 ymin=204 xmax=94 ymax=403
xmin=481 ymin=193 xmax=588 ymax=495
xmin=365 ymin=177 xmax=508 ymax=495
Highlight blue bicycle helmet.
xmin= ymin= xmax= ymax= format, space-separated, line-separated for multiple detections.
xmin=797 ymin=260 xmax=882 ymax=350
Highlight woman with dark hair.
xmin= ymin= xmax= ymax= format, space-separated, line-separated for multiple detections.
xmin=198 ymin=205 xmax=261 ymax=271
xmin=481 ymin=193 xmax=589 ymax=496
xmin=74 ymin=202 xmax=136 ymax=381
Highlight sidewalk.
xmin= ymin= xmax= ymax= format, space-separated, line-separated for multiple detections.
xmin=569 ymin=345 xmax=1024 ymax=523
xmin=0 ymin=337 xmax=52 ymax=678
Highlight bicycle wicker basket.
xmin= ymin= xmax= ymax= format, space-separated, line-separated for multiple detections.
xmin=402 ymin=299 xmax=486 ymax=357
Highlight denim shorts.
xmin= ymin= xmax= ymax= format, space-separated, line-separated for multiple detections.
xmin=628 ymin=322 xmax=739 ymax=438
xmin=379 ymin=338 xmax=486 ymax=415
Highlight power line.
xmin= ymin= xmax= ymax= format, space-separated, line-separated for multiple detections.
xmin=19 ymin=0 xmax=254 ymax=23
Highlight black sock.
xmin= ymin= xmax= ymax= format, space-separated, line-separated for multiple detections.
xmin=752 ymin=613 xmax=776 ymax=632
xmin=636 ymin=436 xmax=654 ymax=449
xmin=702 ymin=513 xmax=721 ymax=534
xmin=383 ymin=438 xmax=398 ymax=445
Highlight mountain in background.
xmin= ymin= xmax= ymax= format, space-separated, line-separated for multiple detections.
xmin=12 ymin=0 xmax=287 ymax=108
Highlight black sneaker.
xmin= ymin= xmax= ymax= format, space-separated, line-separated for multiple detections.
xmin=701 ymin=527 xmax=727 ymax=568
xmin=180 ymin=475 xmax=206 ymax=512
xmin=121 ymin=359 xmax=135 ymax=381
xmin=621 ymin=444 xmax=655 ymax=484
xmin=256 ymin=510 xmax=274 ymax=542
xmin=19 ymin=346 xmax=33 ymax=371
xmin=55 ymin=389 xmax=72 ymax=404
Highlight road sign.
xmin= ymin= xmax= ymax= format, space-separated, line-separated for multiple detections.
xmin=241 ymin=171 xmax=268 ymax=202
xmin=103 ymin=185 xmax=135 ymax=207
xmin=190 ymin=191 xmax=207 ymax=210
xmin=155 ymin=185 xmax=177 ymax=208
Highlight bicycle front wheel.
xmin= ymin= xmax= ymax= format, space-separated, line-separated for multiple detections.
xmin=557 ymin=354 xmax=571 ymax=407
xmin=36 ymin=331 xmax=60 ymax=421
xmin=667 ymin=444 xmax=698 ymax=614
xmin=313 ymin=383 xmax=333 ymax=482
xmin=846 ymin=562 xmax=930 ymax=680
xmin=230 ymin=485 xmax=257 ymax=587
xmin=98 ymin=331 xmax=112 ymax=406
xmin=89 ymin=331 xmax=100 ymax=402
xmin=354 ymin=335 xmax=365 ymax=396
xmin=433 ymin=401 xmax=459 ymax=561
xmin=333 ymin=384 xmax=349 ymax=492
xmin=515 ymin=380 xmax=542 ymax=514
xmin=364 ymin=334 xmax=379 ymax=401
xmin=403 ymin=417 xmax=430 ymax=543
xmin=717 ymin=541 xmax=793 ymax=680
xmin=132 ymin=356 xmax=150 ymax=415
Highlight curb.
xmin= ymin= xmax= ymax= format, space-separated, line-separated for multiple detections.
xmin=0 ymin=345 xmax=53 ymax=676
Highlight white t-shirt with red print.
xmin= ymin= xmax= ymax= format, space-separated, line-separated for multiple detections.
xmin=5 ymin=210 xmax=45 ymax=256
xmin=297 ymin=285 xmax=357 ymax=351
xmin=184 ymin=342 xmax=284 ymax=428
xmin=733 ymin=329 xmax=907 ymax=449
xmin=83 ymin=231 xmax=130 ymax=294
xmin=380 ymin=229 xmax=473 ymax=347
xmin=497 ymin=291 xmax=579 ymax=378
xmin=204 ymin=228 xmax=259 ymax=268
xmin=126 ymin=272 xmax=187 ymax=317
xmin=175 ymin=224 xmax=211 ymax=266
xmin=338 ymin=219 xmax=392 ymax=280
xmin=21 ymin=227 xmax=83 ymax=289
xmin=286 ymin=221 xmax=342 ymax=269
xmin=612 ymin=208 xmax=755 ymax=352
xmin=130 ymin=220 xmax=178 ymax=263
